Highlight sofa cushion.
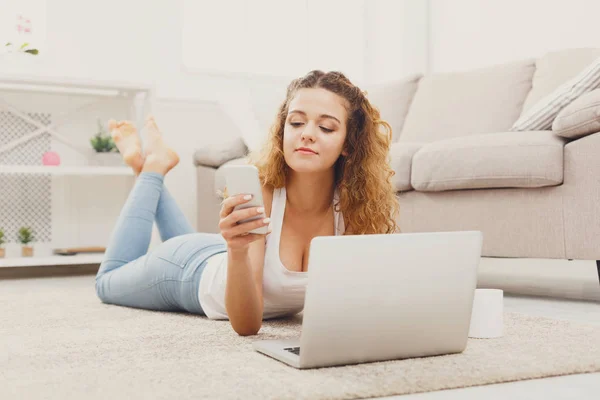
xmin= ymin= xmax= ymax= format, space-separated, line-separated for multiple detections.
xmin=389 ymin=142 xmax=425 ymax=192
xmin=399 ymin=60 xmax=535 ymax=143
xmin=511 ymin=54 xmax=600 ymax=131
xmin=193 ymin=137 xmax=248 ymax=168
xmin=552 ymin=88 xmax=600 ymax=139
xmin=214 ymin=157 xmax=250 ymax=197
xmin=411 ymin=131 xmax=567 ymax=192
xmin=365 ymin=74 xmax=421 ymax=143
xmin=521 ymin=48 xmax=600 ymax=114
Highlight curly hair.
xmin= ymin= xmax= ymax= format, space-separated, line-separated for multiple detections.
xmin=249 ymin=70 xmax=399 ymax=235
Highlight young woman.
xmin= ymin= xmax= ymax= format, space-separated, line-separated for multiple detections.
xmin=95 ymin=70 xmax=399 ymax=336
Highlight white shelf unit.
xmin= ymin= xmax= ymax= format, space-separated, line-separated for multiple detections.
xmin=0 ymin=73 xmax=155 ymax=163
xmin=0 ymin=74 xmax=154 ymax=267
xmin=0 ymin=74 xmax=153 ymax=94
xmin=0 ymin=165 xmax=134 ymax=176
xmin=0 ymin=254 xmax=105 ymax=268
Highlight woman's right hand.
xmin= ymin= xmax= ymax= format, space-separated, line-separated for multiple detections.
xmin=219 ymin=194 xmax=270 ymax=252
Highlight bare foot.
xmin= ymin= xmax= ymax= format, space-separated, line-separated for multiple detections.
xmin=108 ymin=119 xmax=144 ymax=175
xmin=141 ymin=115 xmax=180 ymax=175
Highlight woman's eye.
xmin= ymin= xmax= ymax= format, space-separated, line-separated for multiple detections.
xmin=320 ymin=127 xmax=333 ymax=133
xmin=290 ymin=122 xmax=303 ymax=127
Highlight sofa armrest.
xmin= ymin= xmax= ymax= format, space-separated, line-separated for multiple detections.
xmin=196 ymin=165 xmax=222 ymax=233
xmin=193 ymin=137 xmax=248 ymax=168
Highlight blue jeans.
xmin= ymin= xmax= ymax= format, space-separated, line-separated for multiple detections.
xmin=95 ymin=172 xmax=227 ymax=314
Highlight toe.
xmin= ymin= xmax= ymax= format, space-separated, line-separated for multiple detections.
xmin=145 ymin=120 xmax=159 ymax=134
xmin=121 ymin=123 xmax=137 ymax=135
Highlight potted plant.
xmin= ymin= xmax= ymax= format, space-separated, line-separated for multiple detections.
xmin=17 ymin=227 xmax=34 ymax=257
xmin=89 ymin=118 xmax=123 ymax=166
xmin=0 ymin=228 xmax=5 ymax=258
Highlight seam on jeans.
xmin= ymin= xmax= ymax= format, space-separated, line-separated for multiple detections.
xmin=157 ymin=243 xmax=226 ymax=268
xmin=124 ymin=215 xmax=154 ymax=223
xmin=157 ymin=256 xmax=182 ymax=267
xmin=106 ymin=278 xmax=191 ymax=301
xmin=102 ymin=258 xmax=133 ymax=263
xmin=97 ymin=258 xmax=142 ymax=280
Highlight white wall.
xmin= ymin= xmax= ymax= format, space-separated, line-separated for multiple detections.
xmin=430 ymin=0 xmax=600 ymax=73
xmin=182 ymin=0 xmax=367 ymax=84
xmin=364 ymin=0 xmax=430 ymax=84
xmin=31 ymin=0 xmax=266 ymax=100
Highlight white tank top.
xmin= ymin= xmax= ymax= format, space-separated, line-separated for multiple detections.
xmin=198 ymin=187 xmax=344 ymax=320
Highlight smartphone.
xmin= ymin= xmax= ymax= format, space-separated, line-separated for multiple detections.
xmin=222 ymin=164 xmax=268 ymax=234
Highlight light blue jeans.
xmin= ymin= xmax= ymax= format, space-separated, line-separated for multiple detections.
xmin=95 ymin=172 xmax=227 ymax=314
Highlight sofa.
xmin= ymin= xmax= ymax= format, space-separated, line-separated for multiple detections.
xmin=193 ymin=48 xmax=600 ymax=292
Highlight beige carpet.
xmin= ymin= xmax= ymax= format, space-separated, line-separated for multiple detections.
xmin=1 ymin=275 xmax=600 ymax=400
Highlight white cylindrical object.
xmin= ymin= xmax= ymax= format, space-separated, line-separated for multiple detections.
xmin=468 ymin=288 xmax=504 ymax=339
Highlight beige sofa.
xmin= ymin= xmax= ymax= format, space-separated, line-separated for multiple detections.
xmin=194 ymin=48 xmax=600 ymax=287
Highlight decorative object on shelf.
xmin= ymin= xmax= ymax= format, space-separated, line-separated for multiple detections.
xmin=17 ymin=226 xmax=34 ymax=257
xmin=89 ymin=118 xmax=124 ymax=166
xmin=3 ymin=41 xmax=39 ymax=56
xmin=0 ymin=228 xmax=5 ymax=258
xmin=90 ymin=118 xmax=117 ymax=152
xmin=41 ymin=151 xmax=60 ymax=166
xmin=53 ymin=246 xmax=106 ymax=256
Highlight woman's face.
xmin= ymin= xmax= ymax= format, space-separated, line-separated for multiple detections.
xmin=283 ymin=88 xmax=348 ymax=174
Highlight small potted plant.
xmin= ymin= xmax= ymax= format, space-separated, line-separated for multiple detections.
xmin=0 ymin=228 xmax=5 ymax=258
xmin=89 ymin=118 xmax=123 ymax=166
xmin=17 ymin=227 xmax=34 ymax=257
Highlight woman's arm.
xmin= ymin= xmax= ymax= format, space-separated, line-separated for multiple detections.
xmin=220 ymin=186 xmax=273 ymax=336
xmin=225 ymin=238 xmax=266 ymax=336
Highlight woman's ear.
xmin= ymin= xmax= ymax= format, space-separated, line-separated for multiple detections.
xmin=341 ymin=149 xmax=348 ymax=157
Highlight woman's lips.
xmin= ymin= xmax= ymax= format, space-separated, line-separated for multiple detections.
xmin=296 ymin=148 xmax=317 ymax=155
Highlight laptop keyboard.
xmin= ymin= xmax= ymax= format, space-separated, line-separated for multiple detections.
xmin=284 ymin=347 xmax=300 ymax=355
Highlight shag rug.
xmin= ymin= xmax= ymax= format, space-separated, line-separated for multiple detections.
xmin=1 ymin=275 xmax=600 ymax=400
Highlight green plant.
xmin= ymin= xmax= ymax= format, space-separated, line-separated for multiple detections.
xmin=0 ymin=228 xmax=5 ymax=246
xmin=4 ymin=42 xmax=39 ymax=55
xmin=90 ymin=119 xmax=118 ymax=153
xmin=17 ymin=227 xmax=34 ymax=245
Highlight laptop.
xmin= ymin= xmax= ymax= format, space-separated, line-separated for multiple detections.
xmin=252 ymin=230 xmax=483 ymax=369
